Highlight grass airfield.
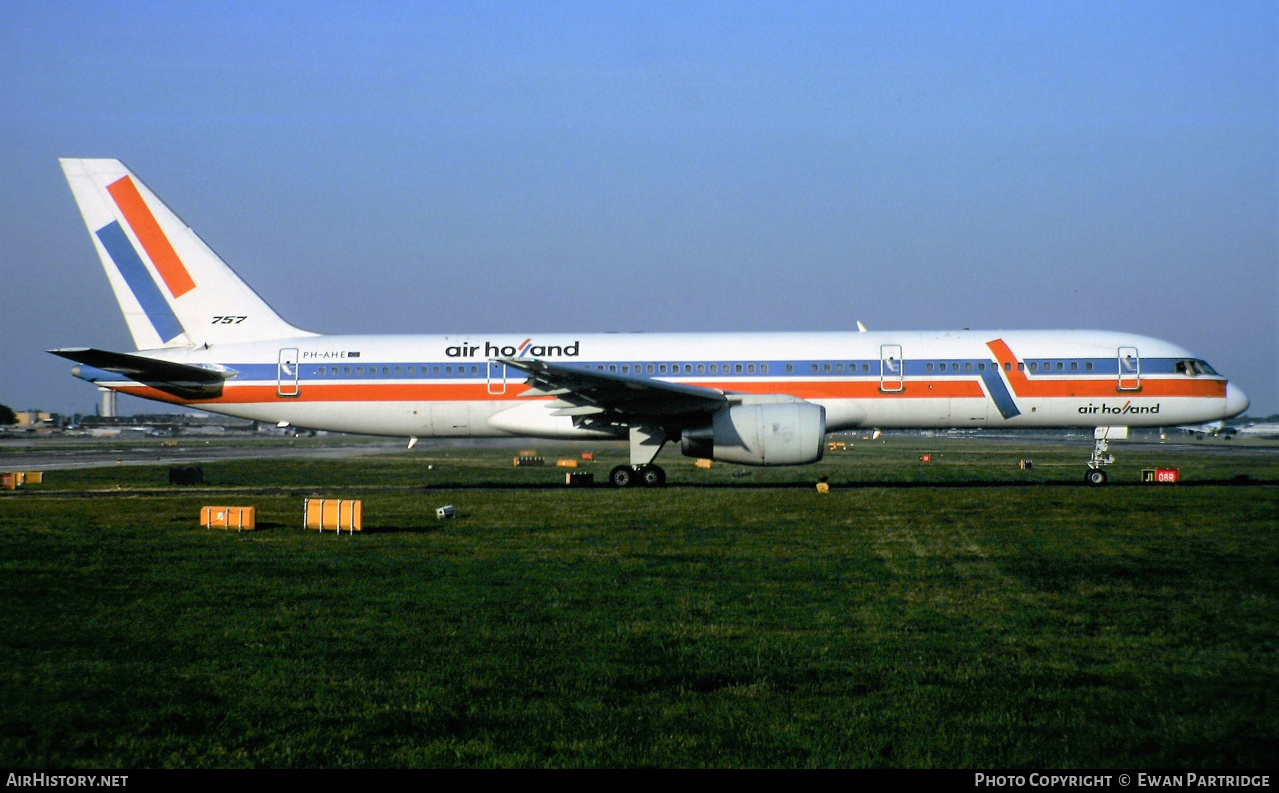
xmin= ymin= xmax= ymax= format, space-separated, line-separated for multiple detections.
xmin=1 ymin=436 xmax=1276 ymax=768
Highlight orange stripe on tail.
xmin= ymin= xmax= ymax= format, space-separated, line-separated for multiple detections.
xmin=106 ymin=176 xmax=196 ymax=299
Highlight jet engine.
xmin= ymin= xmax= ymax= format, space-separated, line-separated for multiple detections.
xmin=680 ymin=399 xmax=826 ymax=466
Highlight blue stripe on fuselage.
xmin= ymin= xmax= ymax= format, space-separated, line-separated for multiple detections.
xmin=980 ymin=370 xmax=1021 ymax=419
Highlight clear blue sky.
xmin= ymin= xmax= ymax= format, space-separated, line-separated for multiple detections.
xmin=2 ymin=1 xmax=1276 ymax=415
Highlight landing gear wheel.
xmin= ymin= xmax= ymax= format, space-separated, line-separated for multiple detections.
xmin=610 ymin=465 xmax=637 ymax=488
xmin=1085 ymin=468 xmax=1108 ymax=486
xmin=638 ymin=464 xmax=667 ymax=487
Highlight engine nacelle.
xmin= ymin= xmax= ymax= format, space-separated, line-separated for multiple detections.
xmin=681 ymin=400 xmax=826 ymax=466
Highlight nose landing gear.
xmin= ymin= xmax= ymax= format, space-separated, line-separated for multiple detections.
xmin=1084 ymin=428 xmax=1123 ymax=486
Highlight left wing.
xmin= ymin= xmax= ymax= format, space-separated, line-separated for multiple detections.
xmin=499 ymin=357 xmax=729 ymax=419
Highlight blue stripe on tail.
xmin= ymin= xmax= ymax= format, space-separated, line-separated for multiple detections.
xmin=95 ymin=221 xmax=184 ymax=344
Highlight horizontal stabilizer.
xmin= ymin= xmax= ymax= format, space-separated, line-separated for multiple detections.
xmin=49 ymin=347 xmax=233 ymax=400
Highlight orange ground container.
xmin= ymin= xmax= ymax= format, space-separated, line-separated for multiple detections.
xmin=304 ymin=498 xmax=362 ymax=532
xmin=580 ymin=452 xmax=594 ymax=461
xmin=23 ymin=472 xmax=43 ymax=484
xmin=556 ymin=459 xmax=578 ymax=468
xmin=200 ymin=506 xmax=257 ymax=531
xmin=1 ymin=473 xmax=18 ymax=490
xmin=695 ymin=459 xmax=713 ymax=469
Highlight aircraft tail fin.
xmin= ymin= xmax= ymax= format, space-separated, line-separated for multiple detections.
xmin=60 ymin=158 xmax=315 ymax=350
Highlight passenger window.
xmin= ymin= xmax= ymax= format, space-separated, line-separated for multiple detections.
xmin=927 ymin=363 xmax=934 ymax=373
xmin=811 ymin=364 xmax=818 ymax=374
xmin=966 ymin=362 xmax=973 ymax=372
xmin=785 ymin=364 xmax=792 ymax=374
xmin=433 ymin=366 xmax=440 ymax=375
xmin=735 ymin=364 xmax=743 ymax=374
xmin=1085 ymin=362 xmax=1093 ymax=372
xmin=761 ymin=364 xmax=769 ymax=374
xmin=1004 ymin=362 xmax=1011 ymax=371
xmin=862 ymin=363 xmax=870 ymax=373
xmin=647 ymin=364 xmax=655 ymax=374
xmin=683 ymin=364 xmax=692 ymax=374
xmin=978 ymin=363 xmax=986 ymax=372
xmin=609 ymin=365 xmax=617 ymax=372
xmin=395 ymin=366 xmax=402 ymax=376
xmin=357 ymin=366 xmax=365 ymax=376
xmin=1029 ymin=363 xmax=1038 ymax=372
xmin=445 ymin=366 xmax=452 ymax=375
xmin=659 ymin=364 xmax=667 ymax=374
xmin=836 ymin=363 xmax=844 ymax=373
xmin=697 ymin=364 xmax=705 ymax=374
xmin=407 ymin=366 xmax=414 ymax=376
xmin=1017 ymin=363 xmax=1024 ymax=371
xmin=748 ymin=364 xmax=756 ymax=374
xmin=710 ymin=364 xmax=719 ymax=374
xmin=939 ymin=363 xmax=947 ymax=372
xmin=1056 ymin=362 xmax=1064 ymax=372
xmin=621 ymin=365 xmax=629 ymax=373
xmin=1070 ymin=362 xmax=1078 ymax=372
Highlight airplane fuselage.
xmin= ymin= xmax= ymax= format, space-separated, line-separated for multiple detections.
xmin=73 ymin=329 xmax=1242 ymax=438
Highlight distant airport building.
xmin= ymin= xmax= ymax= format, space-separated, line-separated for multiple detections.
xmin=14 ymin=411 xmax=54 ymax=427
xmin=98 ymin=387 xmax=117 ymax=418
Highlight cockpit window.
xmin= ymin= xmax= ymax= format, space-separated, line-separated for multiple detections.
xmin=1178 ymin=360 xmax=1219 ymax=377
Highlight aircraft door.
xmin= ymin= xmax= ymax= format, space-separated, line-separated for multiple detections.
xmin=487 ymin=360 xmax=507 ymax=395
xmin=880 ymin=344 xmax=905 ymax=393
xmin=1117 ymin=346 xmax=1140 ymax=391
xmin=277 ymin=348 xmax=300 ymax=397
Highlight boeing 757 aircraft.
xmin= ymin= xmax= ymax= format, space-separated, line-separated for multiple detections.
xmin=51 ymin=159 xmax=1250 ymax=486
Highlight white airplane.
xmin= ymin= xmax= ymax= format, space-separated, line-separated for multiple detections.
xmin=1184 ymin=421 xmax=1279 ymax=439
xmin=51 ymin=159 xmax=1250 ymax=486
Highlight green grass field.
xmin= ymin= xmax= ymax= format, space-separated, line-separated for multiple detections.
xmin=1 ymin=438 xmax=1276 ymax=768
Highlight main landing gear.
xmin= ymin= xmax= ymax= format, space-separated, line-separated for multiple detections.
xmin=611 ymin=423 xmax=670 ymax=488
xmin=610 ymin=464 xmax=667 ymax=488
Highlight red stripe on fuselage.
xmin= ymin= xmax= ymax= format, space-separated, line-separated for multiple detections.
xmin=115 ymin=378 xmax=988 ymax=405
xmin=985 ymin=339 xmax=1225 ymax=399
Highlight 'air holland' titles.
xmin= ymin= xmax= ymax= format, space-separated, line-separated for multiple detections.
xmin=1079 ymin=401 xmax=1161 ymax=415
xmin=446 ymin=340 xmax=581 ymax=359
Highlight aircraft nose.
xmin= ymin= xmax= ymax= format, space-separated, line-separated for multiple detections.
xmin=1224 ymin=382 xmax=1250 ymax=418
